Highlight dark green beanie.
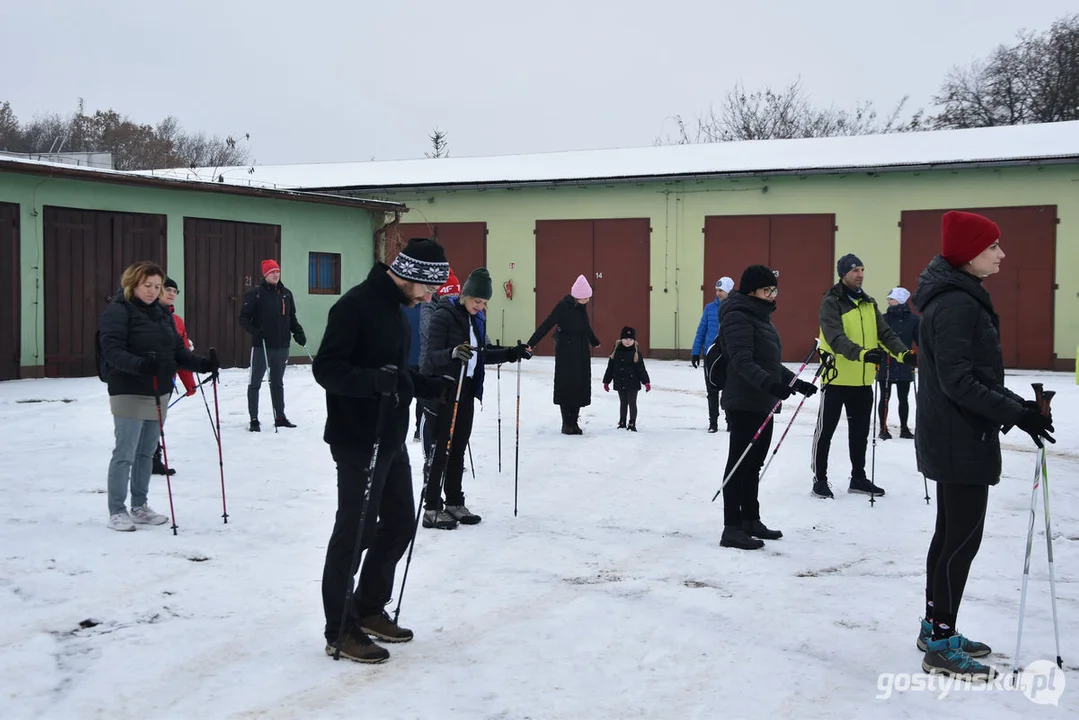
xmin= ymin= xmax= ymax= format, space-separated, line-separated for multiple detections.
xmin=462 ymin=268 xmax=493 ymax=300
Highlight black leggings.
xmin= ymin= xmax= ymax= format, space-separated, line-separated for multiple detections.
xmin=878 ymin=381 xmax=911 ymax=428
xmin=618 ymin=389 xmax=638 ymax=425
xmin=925 ymin=483 xmax=988 ymax=632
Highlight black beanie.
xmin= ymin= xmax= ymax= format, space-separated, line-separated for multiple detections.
xmin=389 ymin=238 xmax=450 ymax=284
xmin=620 ymin=326 xmax=636 ymax=340
xmin=739 ymin=265 xmax=778 ymax=295
xmin=837 ymin=253 xmax=864 ymax=277
xmin=462 ymin=268 xmax=493 ymax=300
xmin=164 ymin=277 xmax=178 ymax=291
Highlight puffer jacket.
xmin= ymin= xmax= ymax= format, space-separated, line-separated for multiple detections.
xmin=876 ymin=304 xmax=919 ymax=385
xmin=421 ymin=297 xmax=511 ymax=401
xmin=718 ymin=291 xmax=796 ymax=414
xmin=691 ymin=298 xmax=722 ymax=357
xmin=98 ymin=294 xmax=199 ymax=398
xmin=818 ymin=282 xmax=909 ymax=387
xmin=911 ymin=255 xmax=1028 ymax=486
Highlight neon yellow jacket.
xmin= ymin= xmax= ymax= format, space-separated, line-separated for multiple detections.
xmin=818 ymin=283 xmax=910 ymax=387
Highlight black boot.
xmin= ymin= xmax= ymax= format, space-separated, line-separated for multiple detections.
xmin=275 ymin=416 xmax=297 ymax=428
xmin=708 ymin=420 xmax=719 ymax=434
xmin=720 ymin=526 xmax=764 ymax=550
xmin=152 ymin=446 xmax=175 ymax=476
xmin=900 ymin=426 xmax=914 ymax=439
xmin=743 ymin=519 xmax=782 ymax=540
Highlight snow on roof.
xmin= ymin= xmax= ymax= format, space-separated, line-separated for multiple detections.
xmin=0 ymin=154 xmax=404 ymax=211
xmin=139 ymin=121 xmax=1079 ymax=192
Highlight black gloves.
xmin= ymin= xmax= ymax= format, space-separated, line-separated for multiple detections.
xmin=769 ymin=382 xmax=794 ymax=400
xmin=862 ymin=348 xmax=885 ymax=364
xmin=295 ymin=332 xmax=306 ymax=347
xmin=505 ymin=343 xmax=532 ymax=363
xmin=451 ymin=342 xmax=474 ymax=362
xmin=195 ymin=348 xmax=220 ymax=379
xmin=792 ymin=379 xmax=817 ymax=397
xmin=903 ymin=351 xmax=917 ymax=367
xmin=1016 ymin=408 xmax=1055 ymax=446
xmin=691 ymin=355 xmax=700 ymax=369
xmin=138 ymin=357 xmax=161 ymax=376
xmin=373 ymin=366 xmax=398 ymax=395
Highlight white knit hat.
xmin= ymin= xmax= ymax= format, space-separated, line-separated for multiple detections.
xmin=716 ymin=277 xmax=734 ymax=293
xmin=887 ymin=287 xmax=911 ymax=304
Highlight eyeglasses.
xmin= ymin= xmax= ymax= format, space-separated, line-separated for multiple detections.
xmin=761 ymin=287 xmax=779 ymax=297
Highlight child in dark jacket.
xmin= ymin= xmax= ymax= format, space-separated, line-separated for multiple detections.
xmin=602 ymin=326 xmax=651 ymax=431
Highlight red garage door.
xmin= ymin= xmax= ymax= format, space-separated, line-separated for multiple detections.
xmin=385 ymin=222 xmax=487 ymax=280
xmin=534 ymin=218 xmax=650 ymax=356
xmin=704 ymin=214 xmax=835 ymax=362
xmin=899 ymin=206 xmax=1056 ymax=369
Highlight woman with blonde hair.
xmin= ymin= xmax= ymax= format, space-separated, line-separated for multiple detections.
xmin=602 ymin=326 xmax=650 ymax=431
xmin=98 ymin=261 xmax=218 ymax=531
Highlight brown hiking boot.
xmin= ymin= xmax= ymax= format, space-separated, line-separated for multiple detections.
xmin=325 ymin=627 xmax=389 ymax=663
xmin=360 ymin=610 xmax=414 ymax=643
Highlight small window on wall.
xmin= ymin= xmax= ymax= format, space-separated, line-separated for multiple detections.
xmin=309 ymin=252 xmax=341 ymax=294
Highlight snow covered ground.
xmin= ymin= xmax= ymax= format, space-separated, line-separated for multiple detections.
xmin=1 ymin=357 xmax=1076 ymax=719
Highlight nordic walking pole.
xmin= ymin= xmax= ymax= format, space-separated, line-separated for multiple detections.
xmin=467 ymin=442 xmax=475 ymax=480
xmin=1035 ymin=384 xmax=1063 ymax=669
xmin=497 ymin=354 xmax=502 ymax=474
xmin=262 ymin=339 xmax=276 ymax=434
xmin=197 ymin=348 xmax=228 ymax=524
xmin=711 ymin=340 xmax=819 ymax=502
xmin=333 ymin=365 xmax=396 ymax=661
xmin=869 ymin=365 xmax=879 ymax=508
xmin=915 ymin=370 xmax=930 ymax=505
xmin=514 ymin=340 xmax=522 ymax=517
xmin=394 ymin=371 xmax=461 ymax=625
xmin=149 ymin=356 xmax=178 ymax=535
xmin=759 ymin=356 xmax=831 ymax=483
xmin=302 ymin=345 xmax=315 ymax=362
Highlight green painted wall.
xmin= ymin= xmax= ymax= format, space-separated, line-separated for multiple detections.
xmin=370 ymin=164 xmax=1079 ymax=363
xmin=0 ymin=170 xmax=379 ymax=370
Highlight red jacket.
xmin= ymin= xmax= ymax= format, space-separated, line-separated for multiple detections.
xmin=168 ymin=305 xmax=198 ymax=395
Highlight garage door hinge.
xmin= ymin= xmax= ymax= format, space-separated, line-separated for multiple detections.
xmin=834 ymin=225 xmax=839 ymax=232
xmin=897 ymin=221 xmax=903 ymax=228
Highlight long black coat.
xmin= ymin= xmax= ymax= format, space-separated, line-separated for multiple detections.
xmin=911 ymin=255 xmax=1027 ymax=486
xmin=876 ymin=305 xmax=919 ymax=384
xmin=602 ymin=342 xmax=650 ymax=392
xmin=99 ymin=294 xmax=198 ymax=398
xmin=528 ymin=295 xmax=600 ymax=407
xmin=313 ymin=264 xmax=443 ymax=448
xmin=718 ymin=291 xmax=795 ymax=414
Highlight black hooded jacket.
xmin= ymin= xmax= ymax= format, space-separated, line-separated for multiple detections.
xmin=911 ymin=255 xmax=1027 ymax=485
xmin=313 ymin=264 xmax=445 ymax=448
xmin=718 ymin=291 xmax=796 ymax=414
xmin=239 ymin=280 xmax=304 ymax=349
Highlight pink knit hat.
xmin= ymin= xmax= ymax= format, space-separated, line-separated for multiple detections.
xmin=570 ymin=274 xmax=593 ymax=299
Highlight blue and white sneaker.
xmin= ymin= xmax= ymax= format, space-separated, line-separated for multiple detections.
xmin=922 ymin=635 xmax=997 ymax=680
xmin=916 ymin=618 xmax=991 ymax=657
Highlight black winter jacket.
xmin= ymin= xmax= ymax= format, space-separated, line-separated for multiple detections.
xmin=313 ymin=264 xmax=445 ymax=448
xmin=528 ymin=295 xmax=601 ymax=407
xmin=602 ymin=342 xmax=650 ymax=392
xmin=421 ymin=298 xmax=511 ymax=402
xmin=718 ymin=291 xmax=796 ymax=414
xmin=877 ymin=305 xmax=920 ymax=384
xmin=98 ymin=295 xmax=200 ymax=398
xmin=239 ymin=281 xmax=305 ymax=350
xmin=912 ymin=255 xmax=1027 ymax=486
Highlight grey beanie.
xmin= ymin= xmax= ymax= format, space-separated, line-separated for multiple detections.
xmin=461 ymin=268 xmax=493 ymax=300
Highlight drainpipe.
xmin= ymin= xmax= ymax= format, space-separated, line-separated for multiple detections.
xmin=373 ymin=210 xmax=404 ymax=264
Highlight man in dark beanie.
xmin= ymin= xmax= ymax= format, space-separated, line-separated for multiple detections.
xmin=811 ymin=253 xmax=913 ymax=499
xmin=313 ymin=237 xmax=457 ymax=664
xmin=420 ymin=267 xmax=530 ymax=528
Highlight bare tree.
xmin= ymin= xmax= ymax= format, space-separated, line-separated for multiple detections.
xmin=425 ymin=127 xmax=449 ymax=158
xmin=157 ymin=116 xmax=251 ymax=168
xmin=932 ymin=14 xmax=1079 ymax=128
xmin=657 ymin=79 xmax=922 ymax=145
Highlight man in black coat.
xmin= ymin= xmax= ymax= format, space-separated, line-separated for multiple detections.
xmin=239 ymin=259 xmax=306 ymax=431
xmin=913 ymin=211 xmax=1054 ymax=680
xmin=312 ymin=238 xmax=452 ymax=664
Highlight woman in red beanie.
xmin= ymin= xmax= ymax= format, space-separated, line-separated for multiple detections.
xmin=911 ymin=210 xmax=1055 ymax=680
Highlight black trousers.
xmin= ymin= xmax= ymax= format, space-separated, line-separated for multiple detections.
xmin=422 ymin=378 xmax=475 ymax=509
xmin=878 ymin=380 xmax=911 ymax=428
xmin=722 ymin=409 xmax=773 ymax=527
xmin=248 ymin=345 xmax=289 ymax=420
xmin=812 ymin=385 xmax=873 ymax=483
xmin=925 ymin=483 xmax=988 ymax=631
xmin=321 ymin=442 xmax=415 ymax=643
xmin=705 ymin=366 xmax=720 ymax=424
xmin=618 ymin=389 xmax=638 ymax=425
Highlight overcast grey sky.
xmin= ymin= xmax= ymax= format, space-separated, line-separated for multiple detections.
xmin=5 ymin=0 xmax=1075 ymax=166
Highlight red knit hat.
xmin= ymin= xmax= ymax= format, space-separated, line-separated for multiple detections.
xmin=261 ymin=259 xmax=281 ymax=276
xmin=942 ymin=211 xmax=999 ymax=267
xmin=438 ymin=269 xmax=461 ymax=296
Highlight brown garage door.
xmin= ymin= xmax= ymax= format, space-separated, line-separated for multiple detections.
xmin=0 ymin=202 xmax=19 ymax=380
xmin=704 ymin=214 xmax=835 ymax=362
xmin=43 ymin=206 xmax=167 ymax=378
xmin=384 ymin=221 xmax=487 ymax=279
xmin=183 ymin=218 xmax=281 ymax=369
xmin=534 ymin=218 xmax=651 ymax=356
xmin=899 ymin=206 xmax=1056 ymax=369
